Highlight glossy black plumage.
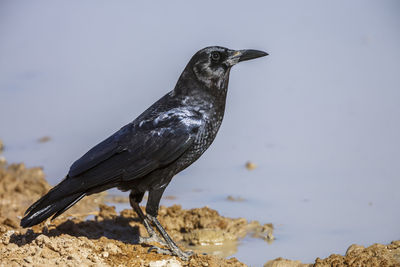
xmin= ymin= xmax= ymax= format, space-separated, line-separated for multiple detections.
xmin=20 ymin=46 xmax=268 ymax=259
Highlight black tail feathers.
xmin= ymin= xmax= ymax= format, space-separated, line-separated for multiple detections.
xmin=20 ymin=192 xmax=85 ymax=228
xmin=20 ymin=173 xmax=114 ymax=228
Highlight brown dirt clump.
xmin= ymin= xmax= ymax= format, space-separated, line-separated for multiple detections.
xmin=313 ymin=241 xmax=400 ymax=267
xmin=265 ymin=241 xmax=400 ymax=267
xmin=37 ymin=136 xmax=51 ymax=143
xmin=157 ymin=204 xmax=274 ymax=251
xmin=245 ymin=161 xmax=257 ymax=170
xmin=0 ymin=158 xmax=249 ymax=266
xmin=264 ymin=257 xmax=311 ymax=267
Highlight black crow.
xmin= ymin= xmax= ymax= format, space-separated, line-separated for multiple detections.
xmin=21 ymin=46 xmax=268 ymax=260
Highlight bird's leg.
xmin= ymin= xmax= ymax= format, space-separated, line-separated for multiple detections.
xmin=129 ymin=191 xmax=166 ymax=246
xmin=146 ymin=188 xmax=194 ymax=261
xmin=146 ymin=214 xmax=194 ymax=260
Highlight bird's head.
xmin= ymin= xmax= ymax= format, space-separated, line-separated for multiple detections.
xmin=187 ymin=46 xmax=268 ymax=91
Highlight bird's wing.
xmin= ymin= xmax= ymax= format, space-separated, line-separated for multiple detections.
xmin=68 ymin=124 xmax=131 ymax=177
xmin=68 ymin=113 xmax=199 ymax=182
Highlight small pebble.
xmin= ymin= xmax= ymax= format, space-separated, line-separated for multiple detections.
xmin=37 ymin=136 xmax=51 ymax=143
xmin=245 ymin=161 xmax=257 ymax=170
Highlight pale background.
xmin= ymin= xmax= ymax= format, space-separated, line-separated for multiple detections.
xmin=1 ymin=1 xmax=399 ymax=265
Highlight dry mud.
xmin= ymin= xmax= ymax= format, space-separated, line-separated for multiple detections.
xmin=265 ymin=241 xmax=400 ymax=267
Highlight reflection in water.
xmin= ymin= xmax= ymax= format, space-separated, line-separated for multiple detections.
xmin=186 ymin=240 xmax=239 ymax=258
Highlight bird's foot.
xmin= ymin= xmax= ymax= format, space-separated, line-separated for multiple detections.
xmin=148 ymin=246 xmax=194 ymax=261
xmin=148 ymin=246 xmax=172 ymax=256
xmin=138 ymin=234 xmax=168 ymax=247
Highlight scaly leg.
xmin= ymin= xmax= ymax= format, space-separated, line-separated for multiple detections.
xmin=145 ymin=188 xmax=193 ymax=261
xmin=129 ymin=191 xmax=167 ymax=246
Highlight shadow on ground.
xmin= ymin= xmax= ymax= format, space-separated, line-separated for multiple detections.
xmin=10 ymin=215 xmax=142 ymax=246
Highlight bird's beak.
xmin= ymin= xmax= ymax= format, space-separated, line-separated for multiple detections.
xmin=227 ymin=49 xmax=268 ymax=66
xmin=236 ymin=49 xmax=269 ymax=62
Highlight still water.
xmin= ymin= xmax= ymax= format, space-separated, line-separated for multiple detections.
xmin=1 ymin=1 xmax=400 ymax=266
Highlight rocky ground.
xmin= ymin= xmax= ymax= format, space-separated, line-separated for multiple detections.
xmin=265 ymin=241 xmax=400 ymax=267
xmin=0 ymin=140 xmax=399 ymax=266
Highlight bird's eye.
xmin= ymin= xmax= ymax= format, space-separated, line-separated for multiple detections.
xmin=211 ymin=52 xmax=220 ymax=61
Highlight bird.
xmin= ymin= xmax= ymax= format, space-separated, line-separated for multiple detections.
xmin=20 ymin=46 xmax=268 ymax=260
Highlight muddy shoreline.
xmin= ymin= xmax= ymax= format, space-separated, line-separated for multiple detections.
xmin=0 ymin=153 xmax=267 ymax=266
xmin=0 ymin=144 xmax=399 ymax=266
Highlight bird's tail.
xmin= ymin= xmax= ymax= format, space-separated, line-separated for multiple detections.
xmin=20 ymin=177 xmax=86 ymax=228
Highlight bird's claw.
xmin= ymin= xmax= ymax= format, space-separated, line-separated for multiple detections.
xmin=148 ymin=246 xmax=172 ymax=255
xmin=148 ymin=246 xmax=194 ymax=261
xmin=181 ymin=250 xmax=194 ymax=258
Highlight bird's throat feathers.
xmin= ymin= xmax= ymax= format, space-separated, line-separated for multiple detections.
xmin=192 ymin=61 xmax=231 ymax=92
xmin=173 ymin=63 xmax=230 ymax=102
